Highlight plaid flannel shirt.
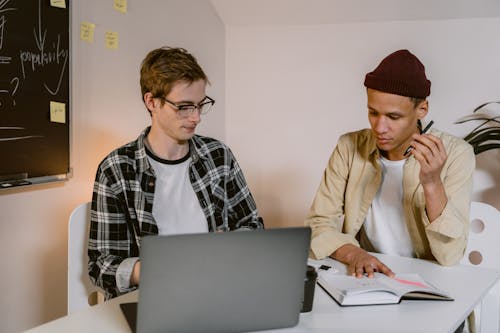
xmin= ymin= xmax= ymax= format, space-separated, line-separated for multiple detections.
xmin=88 ymin=127 xmax=263 ymax=299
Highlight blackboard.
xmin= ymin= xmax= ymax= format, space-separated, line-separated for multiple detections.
xmin=0 ymin=0 xmax=70 ymax=188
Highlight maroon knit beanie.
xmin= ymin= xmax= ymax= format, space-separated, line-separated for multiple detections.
xmin=364 ymin=49 xmax=431 ymax=98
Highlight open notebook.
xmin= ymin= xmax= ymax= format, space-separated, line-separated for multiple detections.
xmin=318 ymin=271 xmax=453 ymax=306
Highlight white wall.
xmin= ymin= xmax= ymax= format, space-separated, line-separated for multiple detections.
xmin=225 ymin=18 xmax=500 ymax=228
xmin=3 ymin=2 xmax=500 ymax=331
xmin=0 ymin=0 xmax=225 ymax=331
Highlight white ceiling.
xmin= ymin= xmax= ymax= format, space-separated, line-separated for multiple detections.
xmin=210 ymin=0 xmax=500 ymax=26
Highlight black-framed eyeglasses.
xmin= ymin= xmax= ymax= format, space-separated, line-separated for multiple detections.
xmin=162 ymin=96 xmax=215 ymax=117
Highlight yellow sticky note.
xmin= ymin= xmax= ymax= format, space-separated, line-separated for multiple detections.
xmin=50 ymin=0 xmax=66 ymax=8
xmin=80 ymin=22 xmax=95 ymax=43
xmin=50 ymin=101 xmax=66 ymax=124
xmin=105 ymin=31 xmax=119 ymax=50
xmin=113 ymin=0 xmax=127 ymax=13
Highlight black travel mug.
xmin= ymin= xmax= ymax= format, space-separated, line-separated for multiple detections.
xmin=301 ymin=265 xmax=317 ymax=312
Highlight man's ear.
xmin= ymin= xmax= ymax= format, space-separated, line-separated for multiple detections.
xmin=144 ymin=92 xmax=156 ymax=114
xmin=416 ymin=100 xmax=429 ymax=120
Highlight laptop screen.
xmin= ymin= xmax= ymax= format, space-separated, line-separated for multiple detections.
xmin=122 ymin=227 xmax=310 ymax=333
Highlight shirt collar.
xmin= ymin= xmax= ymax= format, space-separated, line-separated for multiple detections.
xmin=135 ymin=127 xmax=151 ymax=173
xmin=366 ymin=131 xmax=380 ymax=161
xmin=188 ymin=135 xmax=211 ymax=163
xmin=135 ymin=127 xmax=209 ymax=173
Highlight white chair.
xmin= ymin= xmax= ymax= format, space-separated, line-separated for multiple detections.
xmin=461 ymin=201 xmax=500 ymax=333
xmin=68 ymin=202 xmax=104 ymax=314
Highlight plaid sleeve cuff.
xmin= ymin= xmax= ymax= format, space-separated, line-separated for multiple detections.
xmin=116 ymin=257 xmax=139 ymax=292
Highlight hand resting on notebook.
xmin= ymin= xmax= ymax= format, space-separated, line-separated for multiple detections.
xmin=332 ymin=244 xmax=395 ymax=278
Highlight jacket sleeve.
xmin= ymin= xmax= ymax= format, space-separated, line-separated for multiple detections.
xmin=305 ymin=135 xmax=360 ymax=259
xmin=88 ymin=164 xmax=137 ymax=299
xmin=421 ymin=141 xmax=475 ymax=266
xmin=225 ymin=148 xmax=264 ymax=230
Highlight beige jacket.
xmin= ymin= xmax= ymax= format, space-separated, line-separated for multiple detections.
xmin=306 ymin=128 xmax=475 ymax=266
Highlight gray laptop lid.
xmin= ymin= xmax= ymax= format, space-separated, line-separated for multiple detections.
xmin=136 ymin=227 xmax=311 ymax=333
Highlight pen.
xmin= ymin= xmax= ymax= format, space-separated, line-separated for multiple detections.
xmin=403 ymin=120 xmax=434 ymax=156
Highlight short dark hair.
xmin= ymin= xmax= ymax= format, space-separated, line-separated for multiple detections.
xmin=410 ymin=97 xmax=425 ymax=108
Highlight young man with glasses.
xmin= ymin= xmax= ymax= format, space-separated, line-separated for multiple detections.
xmin=89 ymin=47 xmax=263 ymax=299
xmin=306 ymin=49 xmax=474 ymax=280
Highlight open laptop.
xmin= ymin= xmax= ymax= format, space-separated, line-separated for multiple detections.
xmin=120 ymin=227 xmax=311 ymax=333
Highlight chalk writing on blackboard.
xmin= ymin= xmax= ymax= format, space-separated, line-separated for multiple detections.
xmin=18 ymin=0 xmax=69 ymax=96
xmin=0 ymin=0 xmax=70 ymax=185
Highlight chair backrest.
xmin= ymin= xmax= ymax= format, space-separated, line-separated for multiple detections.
xmin=461 ymin=202 xmax=500 ymax=333
xmin=68 ymin=202 xmax=101 ymax=314
xmin=461 ymin=201 xmax=500 ymax=269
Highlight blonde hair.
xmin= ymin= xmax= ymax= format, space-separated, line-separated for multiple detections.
xmin=140 ymin=47 xmax=208 ymax=103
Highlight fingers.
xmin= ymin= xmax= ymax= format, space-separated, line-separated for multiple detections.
xmin=411 ymin=134 xmax=446 ymax=160
xmin=347 ymin=256 xmax=393 ymax=279
xmin=378 ymin=263 xmax=395 ymax=278
xmin=411 ymin=135 xmax=436 ymax=160
xmin=352 ymin=265 xmax=366 ymax=279
xmin=364 ymin=263 xmax=377 ymax=278
xmin=410 ymin=134 xmax=447 ymax=180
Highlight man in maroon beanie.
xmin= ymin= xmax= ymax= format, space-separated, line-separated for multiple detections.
xmin=305 ymin=50 xmax=475 ymax=279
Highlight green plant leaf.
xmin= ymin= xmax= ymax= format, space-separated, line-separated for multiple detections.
xmin=457 ymin=101 xmax=500 ymax=155
xmin=464 ymin=128 xmax=500 ymax=142
xmin=455 ymin=113 xmax=500 ymax=124
xmin=473 ymin=101 xmax=500 ymax=113
xmin=474 ymin=143 xmax=500 ymax=155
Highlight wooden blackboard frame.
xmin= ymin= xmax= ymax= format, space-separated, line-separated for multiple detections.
xmin=0 ymin=0 xmax=71 ymax=189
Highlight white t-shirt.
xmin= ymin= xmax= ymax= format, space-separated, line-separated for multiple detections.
xmin=116 ymin=147 xmax=208 ymax=292
xmin=363 ymin=156 xmax=415 ymax=257
xmin=146 ymin=149 xmax=208 ymax=236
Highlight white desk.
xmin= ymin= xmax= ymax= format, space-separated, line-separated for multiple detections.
xmin=25 ymin=253 xmax=500 ymax=333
